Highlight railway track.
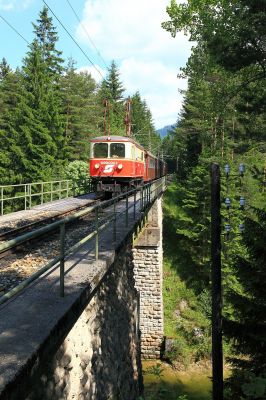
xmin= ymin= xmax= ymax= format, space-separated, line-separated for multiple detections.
xmin=0 ymin=180 xmax=155 ymax=301
xmin=0 ymin=193 xmax=109 ymax=295
xmin=0 ymin=194 xmax=103 ymax=242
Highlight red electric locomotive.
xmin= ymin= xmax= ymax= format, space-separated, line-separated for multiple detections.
xmin=89 ymin=135 xmax=166 ymax=196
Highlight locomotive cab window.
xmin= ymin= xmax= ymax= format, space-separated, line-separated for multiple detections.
xmin=93 ymin=143 xmax=108 ymax=158
xmin=110 ymin=143 xmax=125 ymax=158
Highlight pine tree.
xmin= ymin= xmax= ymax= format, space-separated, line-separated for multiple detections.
xmin=17 ymin=7 xmax=66 ymax=179
xmin=224 ymin=210 xmax=266 ymax=399
xmin=0 ymin=63 xmax=24 ymax=183
xmin=19 ymin=40 xmax=57 ymax=180
xmin=32 ymin=6 xmax=64 ymax=76
xmin=131 ymin=92 xmax=160 ymax=154
xmin=61 ymin=59 xmax=102 ymax=161
xmin=99 ymin=61 xmax=125 ymax=133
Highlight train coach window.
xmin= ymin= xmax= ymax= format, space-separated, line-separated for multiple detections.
xmin=93 ymin=143 xmax=108 ymax=158
xmin=110 ymin=143 xmax=125 ymax=158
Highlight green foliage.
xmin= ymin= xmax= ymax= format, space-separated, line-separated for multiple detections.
xmin=131 ymin=91 xmax=161 ymax=154
xmin=65 ymin=160 xmax=89 ymax=196
xmin=163 ymin=183 xmax=212 ymax=367
xmin=61 ymin=58 xmax=102 ymax=161
xmin=145 ymin=363 xmax=164 ymax=379
xmin=162 ymin=1 xmax=266 ymax=398
xmin=98 ymin=60 xmax=125 ymax=134
xmin=65 ymin=160 xmax=89 ymax=181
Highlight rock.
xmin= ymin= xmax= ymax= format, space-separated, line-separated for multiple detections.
xmin=179 ymin=299 xmax=188 ymax=311
xmin=193 ymin=327 xmax=204 ymax=337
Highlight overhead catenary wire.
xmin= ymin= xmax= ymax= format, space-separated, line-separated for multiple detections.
xmin=43 ymin=0 xmax=105 ymax=80
xmin=65 ymin=0 xmax=108 ymax=69
xmin=0 ymin=14 xmax=29 ymax=44
xmin=43 ymin=0 xmax=129 ymax=132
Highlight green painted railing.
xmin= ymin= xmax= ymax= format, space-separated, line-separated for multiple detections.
xmin=0 ymin=178 xmax=92 ymax=216
xmin=0 ymin=176 xmax=166 ymax=305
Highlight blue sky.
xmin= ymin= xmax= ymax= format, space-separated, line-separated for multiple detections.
xmin=0 ymin=0 xmax=192 ymax=128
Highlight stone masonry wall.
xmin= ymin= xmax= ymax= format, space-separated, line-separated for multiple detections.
xmin=25 ymin=241 xmax=142 ymax=400
xmin=133 ymin=197 xmax=164 ymax=359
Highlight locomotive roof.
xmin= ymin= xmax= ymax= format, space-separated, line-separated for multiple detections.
xmin=90 ymin=135 xmax=164 ymax=160
xmin=90 ymin=135 xmax=144 ymax=148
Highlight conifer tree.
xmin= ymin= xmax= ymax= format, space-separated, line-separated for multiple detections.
xmin=99 ymin=61 xmax=125 ymax=133
xmin=0 ymin=63 xmax=24 ymax=183
xmin=224 ymin=210 xmax=266 ymax=399
xmin=18 ymin=7 xmax=66 ymax=179
xmin=131 ymin=91 xmax=160 ymax=154
xmin=32 ymin=6 xmax=64 ymax=76
xmin=61 ymin=59 xmax=102 ymax=161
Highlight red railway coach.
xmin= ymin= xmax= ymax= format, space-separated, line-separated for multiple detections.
xmin=89 ymin=135 xmax=166 ymax=196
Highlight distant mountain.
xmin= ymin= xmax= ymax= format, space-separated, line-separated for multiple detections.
xmin=156 ymin=124 xmax=175 ymax=138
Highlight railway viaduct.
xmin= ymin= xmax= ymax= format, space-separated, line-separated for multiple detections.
xmin=0 ymin=178 xmax=166 ymax=400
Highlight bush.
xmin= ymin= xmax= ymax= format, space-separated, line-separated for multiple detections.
xmin=65 ymin=161 xmax=90 ymax=195
xmin=65 ymin=160 xmax=89 ymax=181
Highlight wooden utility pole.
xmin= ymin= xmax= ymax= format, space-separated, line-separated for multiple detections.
xmin=211 ymin=163 xmax=223 ymax=400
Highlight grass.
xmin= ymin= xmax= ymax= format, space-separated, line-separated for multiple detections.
xmin=142 ymin=361 xmax=212 ymax=400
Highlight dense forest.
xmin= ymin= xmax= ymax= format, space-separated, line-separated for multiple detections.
xmin=161 ymin=1 xmax=266 ymax=399
xmin=0 ymin=6 xmax=160 ymax=185
xmin=1 ymin=2 xmax=266 ymax=399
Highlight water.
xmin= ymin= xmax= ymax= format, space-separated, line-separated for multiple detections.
xmin=143 ymin=361 xmax=212 ymax=400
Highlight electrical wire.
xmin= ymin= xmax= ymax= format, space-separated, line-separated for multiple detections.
xmin=0 ymin=14 xmax=29 ymax=44
xmin=65 ymin=0 xmax=108 ymax=69
xmin=44 ymin=1 xmax=130 ymax=132
xmin=43 ymin=0 xmax=105 ymax=80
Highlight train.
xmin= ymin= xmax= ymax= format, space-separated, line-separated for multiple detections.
xmin=89 ymin=135 xmax=166 ymax=197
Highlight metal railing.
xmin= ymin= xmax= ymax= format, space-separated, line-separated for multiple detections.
xmin=0 ymin=178 xmax=92 ymax=216
xmin=0 ymin=176 xmax=166 ymax=305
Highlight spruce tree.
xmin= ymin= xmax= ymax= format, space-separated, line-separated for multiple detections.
xmin=99 ymin=61 xmax=125 ymax=133
xmin=131 ymin=91 xmax=160 ymax=154
xmin=224 ymin=210 xmax=266 ymax=399
xmin=61 ymin=59 xmax=102 ymax=161
xmin=18 ymin=7 xmax=66 ymax=179
xmin=0 ymin=63 xmax=24 ymax=183
xmin=32 ymin=6 xmax=64 ymax=76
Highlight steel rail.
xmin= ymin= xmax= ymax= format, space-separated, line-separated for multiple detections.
xmin=0 ymin=177 xmax=166 ymax=306
xmin=0 ymin=185 xmax=139 ymax=254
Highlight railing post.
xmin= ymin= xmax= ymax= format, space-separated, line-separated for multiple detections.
xmin=95 ymin=205 xmax=99 ymax=260
xmin=144 ymin=185 xmax=147 ymax=209
xmin=50 ymin=182 xmax=53 ymax=202
xmin=134 ymin=189 xmax=136 ymax=220
xmin=59 ymin=181 xmax=62 ymax=199
xmin=29 ymin=184 xmax=32 ymax=209
xmin=1 ymin=187 xmax=3 ymax=216
xmin=126 ymin=191 xmax=129 ymax=227
xmin=113 ymin=196 xmax=117 ymax=242
xmin=66 ymin=180 xmax=69 ymax=198
xmin=60 ymin=223 xmax=66 ymax=297
xmin=24 ymin=185 xmax=27 ymax=210
xmin=41 ymin=182 xmax=44 ymax=204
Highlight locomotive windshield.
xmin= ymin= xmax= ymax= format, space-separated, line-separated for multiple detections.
xmin=110 ymin=143 xmax=125 ymax=158
xmin=93 ymin=143 xmax=108 ymax=158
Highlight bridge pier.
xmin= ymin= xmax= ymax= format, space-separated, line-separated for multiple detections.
xmin=133 ymin=196 xmax=164 ymax=359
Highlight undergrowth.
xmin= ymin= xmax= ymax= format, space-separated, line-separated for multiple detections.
xmin=162 ymin=182 xmax=212 ymax=367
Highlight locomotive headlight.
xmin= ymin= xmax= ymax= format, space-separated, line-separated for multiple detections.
xmin=95 ymin=163 xmax=100 ymax=169
xmin=117 ymin=163 xmax=123 ymax=170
